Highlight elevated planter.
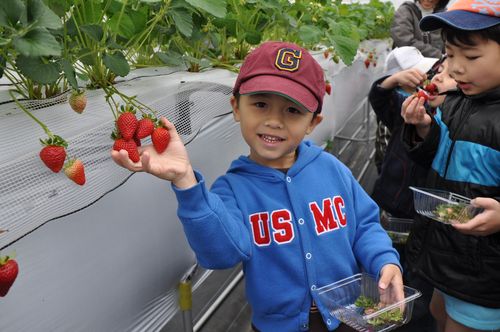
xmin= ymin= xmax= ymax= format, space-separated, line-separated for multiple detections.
xmin=0 ymin=39 xmax=391 ymax=331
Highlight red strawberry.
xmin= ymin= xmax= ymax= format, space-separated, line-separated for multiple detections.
xmin=152 ymin=126 xmax=170 ymax=153
xmin=39 ymin=135 xmax=68 ymax=173
xmin=135 ymin=117 xmax=155 ymax=139
xmin=134 ymin=136 xmax=142 ymax=147
xmin=68 ymin=90 xmax=87 ymax=114
xmin=117 ymin=111 xmax=138 ymax=140
xmin=417 ymin=90 xmax=429 ymax=101
xmin=424 ymin=83 xmax=437 ymax=94
xmin=323 ymin=50 xmax=330 ymax=59
xmin=40 ymin=145 xmax=66 ymax=173
xmin=364 ymin=59 xmax=370 ymax=69
xmin=325 ymin=81 xmax=332 ymax=95
xmin=0 ymin=255 xmax=19 ymax=297
xmin=113 ymin=138 xmax=140 ymax=162
xmin=64 ymin=159 xmax=86 ymax=185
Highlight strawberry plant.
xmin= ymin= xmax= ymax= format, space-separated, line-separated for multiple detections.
xmin=0 ymin=0 xmax=68 ymax=99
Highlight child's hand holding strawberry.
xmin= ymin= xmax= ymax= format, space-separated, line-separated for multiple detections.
xmin=380 ymin=68 xmax=427 ymax=91
xmin=401 ymin=93 xmax=432 ymax=140
xmin=111 ymin=117 xmax=197 ymax=189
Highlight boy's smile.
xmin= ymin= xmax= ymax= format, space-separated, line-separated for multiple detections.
xmin=446 ymin=37 xmax=500 ymax=96
xmin=231 ymin=93 xmax=322 ymax=169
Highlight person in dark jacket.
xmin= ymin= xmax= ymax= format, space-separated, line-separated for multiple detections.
xmin=391 ymin=0 xmax=449 ymax=57
xmin=370 ymin=46 xmax=448 ymax=220
xmin=401 ymin=1 xmax=500 ymax=330
xmin=369 ymin=50 xmax=455 ymax=332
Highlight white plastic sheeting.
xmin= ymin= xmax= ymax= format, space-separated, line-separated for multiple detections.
xmin=0 ymin=39 xmax=390 ymax=331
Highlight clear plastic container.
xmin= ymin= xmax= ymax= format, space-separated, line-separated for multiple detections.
xmin=315 ymin=273 xmax=421 ymax=332
xmin=381 ymin=216 xmax=413 ymax=244
xmin=409 ymin=187 xmax=483 ymax=224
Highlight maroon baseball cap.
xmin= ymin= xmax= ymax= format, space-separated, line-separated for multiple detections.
xmin=233 ymin=41 xmax=326 ymax=113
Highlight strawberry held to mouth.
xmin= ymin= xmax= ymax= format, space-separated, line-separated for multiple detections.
xmin=424 ymin=83 xmax=438 ymax=95
xmin=414 ymin=89 xmax=430 ymax=101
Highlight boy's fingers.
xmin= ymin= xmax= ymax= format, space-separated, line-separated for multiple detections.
xmin=471 ymin=197 xmax=495 ymax=209
xmin=111 ymin=149 xmax=143 ymax=172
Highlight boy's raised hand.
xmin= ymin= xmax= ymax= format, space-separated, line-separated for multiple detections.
xmin=381 ymin=68 xmax=426 ymax=91
xmin=401 ymin=94 xmax=432 ymax=139
xmin=111 ymin=117 xmax=197 ymax=189
xmin=378 ymin=264 xmax=405 ymax=307
xmin=453 ymin=197 xmax=500 ymax=236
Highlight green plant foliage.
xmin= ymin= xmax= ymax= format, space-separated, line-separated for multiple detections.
xmin=0 ymin=0 xmax=394 ymax=99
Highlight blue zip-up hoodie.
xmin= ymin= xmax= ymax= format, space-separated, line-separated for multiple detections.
xmin=173 ymin=141 xmax=401 ymax=331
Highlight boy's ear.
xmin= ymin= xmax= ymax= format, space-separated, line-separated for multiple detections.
xmin=306 ymin=114 xmax=323 ymax=135
xmin=230 ymin=95 xmax=240 ymax=122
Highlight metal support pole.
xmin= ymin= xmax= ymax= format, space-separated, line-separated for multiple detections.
xmin=179 ymin=278 xmax=194 ymax=332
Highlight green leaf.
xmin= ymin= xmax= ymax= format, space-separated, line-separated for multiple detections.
xmin=103 ymin=51 xmax=130 ymax=77
xmin=0 ymin=36 xmax=10 ymax=46
xmin=78 ymin=47 xmax=96 ymax=66
xmin=16 ymin=55 xmax=60 ymax=84
xmin=12 ymin=28 xmax=61 ymax=57
xmin=0 ymin=55 xmax=5 ymax=78
xmin=80 ymin=24 xmax=104 ymax=42
xmin=184 ymin=0 xmax=227 ymax=18
xmin=297 ymin=25 xmax=322 ymax=45
xmin=0 ymin=0 xmax=25 ymax=28
xmin=108 ymin=12 xmax=135 ymax=39
xmin=170 ymin=7 xmax=193 ymax=37
xmin=129 ymin=8 xmax=148 ymax=35
xmin=61 ymin=58 xmax=78 ymax=90
xmin=328 ymin=34 xmax=359 ymax=66
xmin=27 ymin=0 xmax=62 ymax=30
xmin=156 ymin=50 xmax=184 ymax=67
xmin=244 ymin=31 xmax=261 ymax=45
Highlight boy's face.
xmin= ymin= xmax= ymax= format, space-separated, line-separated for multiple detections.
xmin=231 ymin=93 xmax=322 ymax=169
xmin=419 ymin=0 xmax=439 ymax=10
xmin=428 ymin=59 xmax=457 ymax=107
xmin=445 ymin=36 xmax=500 ymax=95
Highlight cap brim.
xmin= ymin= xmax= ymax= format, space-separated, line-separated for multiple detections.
xmin=420 ymin=10 xmax=500 ymax=31
xmin=239 ymin=75 xmax=319 ymax=113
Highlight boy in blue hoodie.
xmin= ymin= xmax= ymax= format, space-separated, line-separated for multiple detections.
xmin=112 ymin=41 xmax=403 ymax=332
xmin=401 ymin=1 xmax=500 ymax=331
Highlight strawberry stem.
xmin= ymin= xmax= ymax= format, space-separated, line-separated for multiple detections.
xmin=9 ymin=90 xmax=54 ymax=138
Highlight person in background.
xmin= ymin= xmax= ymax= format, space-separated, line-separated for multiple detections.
xmin=391 ymin=0 xmax=449 ymax=57
xmin=401 ymin=0 xmax=500 ymax=330
xmin=373 ymin=46 xmax=440 ymax=174
xmin=369 ymin=48 xmax=456 ymax=332
xmin=112 ymin=41 xmax=404 ymax=332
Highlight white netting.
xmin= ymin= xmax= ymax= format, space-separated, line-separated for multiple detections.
xmin=0 ymin=70 xmax=234 ymax=249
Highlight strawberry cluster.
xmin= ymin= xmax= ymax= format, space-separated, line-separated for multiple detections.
xmin=361 ymin=49 xmax=377 ymax=69
xmin=39 ymin=135 xmax=86 ymax=186
xmin=112 ymin=106 xmax=170 ymax=162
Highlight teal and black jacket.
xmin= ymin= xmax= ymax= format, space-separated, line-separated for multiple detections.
xmin=402 ymin=87 xmax=500 ymax=308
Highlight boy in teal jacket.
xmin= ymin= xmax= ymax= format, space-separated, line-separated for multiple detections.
xmin=112 ymin=41 xmax=404 ymax=332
